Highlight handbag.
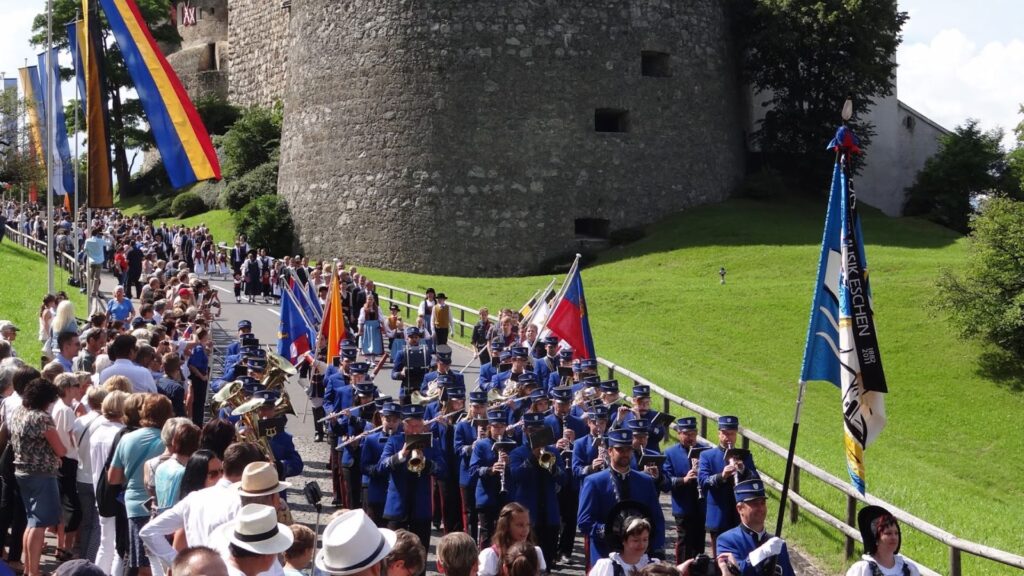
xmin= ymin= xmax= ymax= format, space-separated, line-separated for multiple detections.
xmin=95 ymin=428 xmax=128 ymax=518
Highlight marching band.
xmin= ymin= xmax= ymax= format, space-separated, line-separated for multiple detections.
xmin=207 ymin=300 xmax=794 ymax=576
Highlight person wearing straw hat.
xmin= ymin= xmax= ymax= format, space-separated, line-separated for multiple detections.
xmin=316 ymin=509 xmax=397 ymax=576
xmin=215 ymin=503 xmax=294 ymax=576
xmin=715 ymin=479 xmax=794 ymax=576
xmin=846 ymin=505 xmax=921 ymax=576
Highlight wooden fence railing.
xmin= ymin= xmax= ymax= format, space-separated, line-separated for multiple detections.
xmin=374 ymin=281 xmax=1024 ymax=576
xmin=4 ymin=223 xmax=82 ymax=282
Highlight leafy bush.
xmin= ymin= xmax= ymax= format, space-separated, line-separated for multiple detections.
xmin=128 ymin=162 xmax=172 ymax=198
xmin=170 ymin=192 xmax=207 ymax=218
xmin=190 ymin=180 xmax=227 ymax=210
xmin=218 ymin=105 xmax=282 ymax=179
xmin=221 ymin=161 xmax=279 ymax=212
xmin=194 ymin=96 xmax=242 ymax=136
xmin=235 ymin=195 xmax=294 ymax=256
xmin=142 ymin=197 xmax=173 ymax=219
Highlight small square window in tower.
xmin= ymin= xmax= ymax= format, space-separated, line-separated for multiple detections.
xmin=641 ymin=51 xmax=671 ymax=77
xmin=595 ymin=109 xmax=629 ymax=133
xmin=575 ymin=218 xmax=610 ymax=240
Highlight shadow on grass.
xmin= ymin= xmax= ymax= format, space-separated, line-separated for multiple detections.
xmin=591 ymin=197 xmax=961 ymax=268
xmin=976 ymin=348 xmax=1024 ymax=393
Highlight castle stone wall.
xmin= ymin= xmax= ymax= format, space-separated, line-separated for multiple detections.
xmin=278 ymin=0 xmax=745 ymax=276
xmin=227 ymin=0 xmax=291 ymax=108
xmin=166 ymin=0 xmax=229 ymax=101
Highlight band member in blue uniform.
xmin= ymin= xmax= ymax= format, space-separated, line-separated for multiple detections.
xmin=477 ymin=340 xmax=505 ymax=390
xmin=572 ymin=404 xmax=610 ymax=482
xmin=391 ymin=327 xmax=431 ymax=404
xmin=490 ymin=346 xmax=530 ymax=394
xmin=623 ymin=419 xmax=670 ymax=492
xmin=423 ymin=373 xmax=456 ymax=421
xmin=612 ymin=385 xmax=667 ymax=451
xmin=420 ymin=346 xmax=465 ymax=394
xmin=321 ymin=346 xmax=358 ymax=418
xmin=360 ymin=401 xmax=403 ymax=527
xmin=570 ymin=375 xmax=603 ymax=419
xmin=532 ymin=336 xmax=560 ymax=386
xmin=469 ymin=408 xmax=513 ymax=548
xmin=663 ymin=417 xmax=710 ymax=563
xmin=431 ymin=385 xmax=466 ymax=533
xmin=508 ymin=417 xmax=565 ymax=570
xmin=699 ymin=415 xmax=759 ymax=554
xmin=217 ymin=376 xmax=263 ymax=423
xmin=378 ymin=404 xmax=446 ymax=554
xmin=507 ymin=374 xmax=543 ymax=426
xmin=455 ymin=390 xmax=488 ymax=542
xmin=546 ymin=348 xmax=576 ymax=392
xmin=715 ymin=479 xmax=795 ymax=576
xmin=544 ymin=386 xmax=587 ymax=563
xmin=224 ymin=320 xmax=253 ymax=357
xmin=578 ymin=428 xmax=665 ymax=569
xmin=211 ymin=344 xmax=264 ymax=393
xmin=252 ymin=389 xmax=304 ymax=483
xmin=338 ymin=382 xmax=378 ymax=512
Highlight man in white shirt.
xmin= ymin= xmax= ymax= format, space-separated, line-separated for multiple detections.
xmin=98 ymin=334 xmax=156 ymax=392
xmin=140 ymin=444 xmax=267 ymax=568
xmin=72 ymin=386 xmax=107 ymax=561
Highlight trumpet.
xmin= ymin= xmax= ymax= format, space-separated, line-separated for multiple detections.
xmin=408 ymin=449 xmax=426 ymax=475
xmin=726 ymin=442 xmax=743 ymax=486
xmin=538 ymin=449 xmax=557 ymax=472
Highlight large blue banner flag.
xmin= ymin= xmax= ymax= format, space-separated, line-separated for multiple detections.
xmin=278 ymin=286 xmax=315 ymax=365
xmin=37 ymin=49 xmax=75 ymax=197
xmin=800 ymin=126 xmax=887 ymax=494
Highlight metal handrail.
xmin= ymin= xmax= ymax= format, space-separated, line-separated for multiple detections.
xmin=370 ymin=281 xmax=1024 ymax=576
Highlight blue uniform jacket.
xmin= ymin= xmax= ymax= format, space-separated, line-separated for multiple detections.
xmin=614 ymin=410 xmax=668 ymax=451
xmin=469 ymin=437 xmax=508 ymax=510
xmin=431 ymin=420 xmax=460 ymax=483
xmin=322 ymin=372 xmax=351 ymax=416
xmin=716 ymin=525 xmax=795 ymax=576
xmin=225 ymin=341 xmax=241 ymax=358
xmin=489 ymin=370 xmax=515 ymax=394
xmin=571 ymin=434 xmax=604 ymax=483
xmin=390 ymin=345 xmax=434 ymax=383
xmin=663 ymin=442 xmax=708 ymax=518
xmin=269 ymin=430 xmax=304 ymax=479
xmin=338 ymin=414 xmax=373 ymax=467
xmin=419 ymin=370 xmax=466 ymax=394
xmin=698 ymin=446 xmax=759 ymax=531
xmin=508 ymin=444 xmax=565 ymax=526
xmin=478 ymin=362 xmax=498 ymax=390
xmin=454 ymin=420 xmax=481 ymax=487
xmin=360 ymin=429 xmax=397 ymax=505
xmin=378 ymin=432 xmax=445 ymax=521
xmin=533 ymin=357 xmax=556 ymax=389
xmin=545 ymin=413 xmax=587 ymax=487
xmin=578 ymin=468 xmax=665 ymax=565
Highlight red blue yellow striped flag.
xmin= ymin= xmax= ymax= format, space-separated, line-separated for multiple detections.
xmin=98 ymin=0 xmax=220 ymax=188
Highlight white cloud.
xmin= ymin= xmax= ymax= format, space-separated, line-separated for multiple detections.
xmin=898 ymin=28 xmax=1024 ymax=148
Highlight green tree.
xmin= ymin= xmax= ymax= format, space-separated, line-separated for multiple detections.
xmin=936 ymin=196 xmax=1024 ymax=361
xmin=218 ymin=105 xmax=282 ymax=180
xmin=31 ymin=0 xmax=181 ymax=196
xmin=235 ymin=195 xmax=294 ymax=257
xmin=903 ymin=120 xmax=1012 ymax=233
xmin=735 ymin=0 xmax=908 ymax=191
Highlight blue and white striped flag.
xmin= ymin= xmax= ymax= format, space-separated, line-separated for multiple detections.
xmin=800 ymin=127 xmax=888 ymax=494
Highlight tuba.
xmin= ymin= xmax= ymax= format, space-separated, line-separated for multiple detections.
xmin=263 ymin=352 xmax=298 ymax=390
xmin=211 ymin=380 xmax=248 ymax=415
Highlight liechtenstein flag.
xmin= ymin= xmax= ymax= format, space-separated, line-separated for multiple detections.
xmin=278 ymin=287 xmax=314 ymax=364
xmin=546 ymin=257 xmax=597 ymax=360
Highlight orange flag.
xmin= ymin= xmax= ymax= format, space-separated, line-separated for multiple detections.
xmin=321 ymin=265 xmax=347 ymax=366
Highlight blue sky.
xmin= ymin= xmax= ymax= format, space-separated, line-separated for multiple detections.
xmin=1 ymin=1 xmax=1022 ymax=148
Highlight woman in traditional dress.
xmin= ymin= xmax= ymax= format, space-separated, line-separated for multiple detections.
xmin=357 ymin=293 xmax=385 ymax=362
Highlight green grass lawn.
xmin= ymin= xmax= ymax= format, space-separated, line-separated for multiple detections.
xmin=362 ymin=197 xmax=1024 ymax=575
xmin=0 ymin=240 xmax=88 ymax=359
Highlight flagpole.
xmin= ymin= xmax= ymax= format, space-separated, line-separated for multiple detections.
xmin=73 ymin=24 xmax=81 ymax=290
xmin=774 ymin=379 xmax=807 ymax=536
xmin=521 ymin=277 xmax=557 ymax=326
xmin=45 ymin=0 xmax=55 ymax=294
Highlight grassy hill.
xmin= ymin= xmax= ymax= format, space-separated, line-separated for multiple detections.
xmin=363 ymin=197 xmax=1024 ymax=575
xmin=0 ymin=240 xmax=88 ymax=360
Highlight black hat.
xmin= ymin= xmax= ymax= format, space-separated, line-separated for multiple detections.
xmin=858 ymin=505 xmax=900 ymax=555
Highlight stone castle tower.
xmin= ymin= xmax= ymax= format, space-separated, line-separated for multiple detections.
xmin=176 ymin=0 xmax=747 ymax=276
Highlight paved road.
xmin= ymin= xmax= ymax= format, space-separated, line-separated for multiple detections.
xmin=86 ymin=271 xmax=827 ymax=576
